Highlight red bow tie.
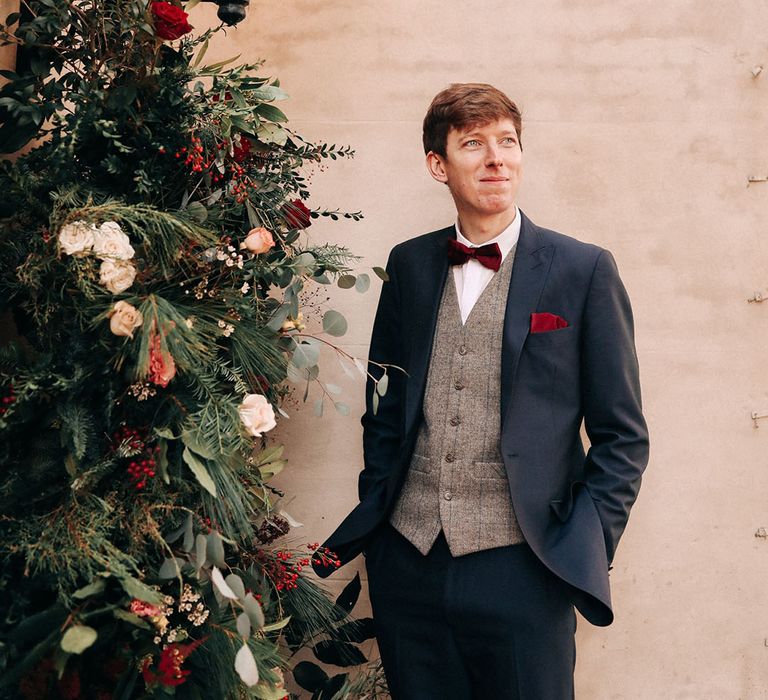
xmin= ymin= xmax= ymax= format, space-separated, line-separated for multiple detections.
xmin=447 ymin=239 xmax=502 ymax=272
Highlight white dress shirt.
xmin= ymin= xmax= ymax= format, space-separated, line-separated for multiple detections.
xmin=452 ymin=207 xmax=521 ymax=324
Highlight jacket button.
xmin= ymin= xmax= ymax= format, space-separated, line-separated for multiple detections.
xmin=454 ymin=380 xmax=464 ymax=390
xmin=458 ymin=344 xmax=468 ymax=355
xmin=449 ymin=416 xmax=460 ymax=426
xmin=445 ymin=453 xmax=455 ymax=463
xmin=443 ymin=491 xmax=453 ymax=501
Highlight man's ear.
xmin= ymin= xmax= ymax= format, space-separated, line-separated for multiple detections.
xmin=426 ymin=151 xmax=448 ymax=184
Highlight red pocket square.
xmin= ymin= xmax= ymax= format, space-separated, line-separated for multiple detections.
xmin=530 ymin=312 xmax=568 ymax=333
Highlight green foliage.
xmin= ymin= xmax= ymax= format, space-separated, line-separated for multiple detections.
xmin=0 ymin=1 xmax=373 ymax=698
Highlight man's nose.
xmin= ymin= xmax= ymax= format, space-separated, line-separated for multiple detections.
xmin=485 ymin=145 xmax=503 ymax=166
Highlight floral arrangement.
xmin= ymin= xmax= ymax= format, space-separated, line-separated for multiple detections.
xmin=0 ymin=1 xmax=384 ymax=698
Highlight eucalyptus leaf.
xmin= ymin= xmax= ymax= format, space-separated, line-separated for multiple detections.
xmin=243 ymin=593 xmax=265 ymax=630
xmin=334 ymin=402 xmax=350 ymax=416
xmin=322 ymin=310 xmax=347 ymax=337
xmin=353 ymin=357 xmax=367 ymax=378
xmin=354 ymin=273 xmax=370 ymax=293
xmin=72 ymin=579 xmax=106 ymax=600
xmin=195 ymin=533 xmax=208 ymax=570
xmin=235 ymin=643 xmax=260 ymax=686
xmin=261 ymin=616 xmax=290 ymax=632
xmin=211 ymin=566 xmax=238 ymax=599
xmin=183 ymin=447 xmax=217 ymax=497
xmin=313 ymin=398 xmax=323 ymax=417
xmin=60 ymin=625 xmax=97 ymax=654
xmin=257 ymin=122 xmax=287 ymax=145
xmin=207 ymin=531 xmax=226 ymax=568
xmin=312 ymin=640 xmax=366 ymax=667
xmin=182 ymin=513 xmax=194 ymax=551
xmin=372 ymin=392 xmax=379 ymax=415
xmin=259 ymin=459 xmax=285 ymax=479
xmin=120 ymin=575 xmax=163 ymax=605
xmin=225 ymin=573 xmax=246 ymax=600
xmin=158 ymin=558 xmax=182 ymax=579
xmin=376 ymin=372 xmax=389 ymax=396
xmin=372 ymin=266 xmax=390 ymax=281
xmin=113 ymin=609 xmax=152 ymax=629
xmin=266 ymin=303 xmax=291 ymax=332
xmin=293 ymin=661 xmax=328 ymax=692
xmin=186 ymin=201 xmax=207 ymax=222
xmin=337 ymin=275 xmax=356 ymax=289
xmin=291 ymin=342 xmax=319 ymax=369
xmin=236 ymin=612 xmax=251 ymax=639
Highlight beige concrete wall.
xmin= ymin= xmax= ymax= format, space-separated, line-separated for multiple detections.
xmin=209 ymin=2 xmax=768 ymax=696
xmin=198 ymin=1 xmax=768 ymax=697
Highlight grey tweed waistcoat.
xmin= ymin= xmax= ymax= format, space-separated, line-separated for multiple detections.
xmin=389 ymin=247 xmax=525 ymax=556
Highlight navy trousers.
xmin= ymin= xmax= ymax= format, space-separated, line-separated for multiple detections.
xmin=365 ymin=524 xmax=576 ymax=700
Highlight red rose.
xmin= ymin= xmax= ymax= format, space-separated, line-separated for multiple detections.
xmin=151 ymin=2 xmax=193 ymax=41
xmin=282 ymin=199 xmax=312 ymax=229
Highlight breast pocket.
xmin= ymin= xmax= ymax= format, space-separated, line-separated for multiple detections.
xmin=525 ymin=324 xmax=577 ymax=349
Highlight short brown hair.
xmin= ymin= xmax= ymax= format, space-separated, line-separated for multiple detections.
xmin=422 ymin=83 xmax=522 ymax=156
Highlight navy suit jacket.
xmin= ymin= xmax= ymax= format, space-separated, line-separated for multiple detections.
xmin=314 ymin=211 xmax=649 ymax=626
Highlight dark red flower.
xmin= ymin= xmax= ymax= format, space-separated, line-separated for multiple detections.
xmin=282 ymin=199 xmax=312 ymax=229
xmin=142 ymin=639 xmax=205 ymax=688
xmin=151 ymin=2 xmax=193 ymax=41
xmin=232 ymin=136 xmax=252 ymax=163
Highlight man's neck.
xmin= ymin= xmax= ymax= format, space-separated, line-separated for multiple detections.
xmin=456 ymin=208 xmax=518 ymax=245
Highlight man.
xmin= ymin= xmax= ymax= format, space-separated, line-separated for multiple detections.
xmin=313 ymin=83 xmax=649 ymax=699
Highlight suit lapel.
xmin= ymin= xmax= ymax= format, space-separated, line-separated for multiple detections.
xmin=500 ymin=211 xmax=554 ymax=425
xmin=404 ymin=226 xmax=453 ymax=434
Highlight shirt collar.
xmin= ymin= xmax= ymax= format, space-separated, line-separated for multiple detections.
xmin=454 ymin=206 xmax=520 ymax=260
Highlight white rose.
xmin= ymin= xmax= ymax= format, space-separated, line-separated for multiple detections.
xmin=92 ymin=221 xmax=135 ymax=260
xmin=108 ymin=300 xmax=143 ymax=338
xmin=99 ymin=259 xmax=137 ymax=294
xmin=238 ymin=394 xmax=277 ymax=437
xmin=58 ymin=220 xmax=96 ymax=256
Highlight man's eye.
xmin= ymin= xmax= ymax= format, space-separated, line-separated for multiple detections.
xmin=465 ymin=139 xmax=480 ymax=147
xmin=502 ymin=137 xmax=517 ymax=145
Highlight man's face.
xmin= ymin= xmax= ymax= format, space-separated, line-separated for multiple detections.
xmin=427 ymin=118 xmax=522 ymax=222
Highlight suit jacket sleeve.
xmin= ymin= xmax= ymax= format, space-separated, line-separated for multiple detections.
xmin=581 ymin=250 xmax=649 ymax=564
xmin=358 ymin=247 xmax=406 ymax=501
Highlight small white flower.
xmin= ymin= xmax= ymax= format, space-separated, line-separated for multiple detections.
xmin=184 ymin=317 xmax=195 ymax=329
xmin=240 ymin=283 xmax=250 ymax=294
xmin=58 ymin=220 xmax=97 ymax=256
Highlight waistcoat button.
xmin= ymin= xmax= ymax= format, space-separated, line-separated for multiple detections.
xmin=458 ymin=344 xmax=468 ymax=355
xmin=445 ymin=453 xmax=455 ymax=463
xmin=444 ymin=491 xmax=453 ymax=501
xmin=449 ymin=416 xmax=460 ymax=426
xmin=454 ymin=380 xmax=464 ymax=390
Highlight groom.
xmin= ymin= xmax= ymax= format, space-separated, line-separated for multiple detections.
xmin=313 ymin=83 xmax=649 ymax=699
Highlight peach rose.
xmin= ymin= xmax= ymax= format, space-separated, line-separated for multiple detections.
xmin=99 ymin=259 xmax=137 ymax=294
xmin=241 ymin=227 xmax=275 ymax=255
xmin=238 ymin=394 xmax=277 ymax=437
xmin=108 ymin=301 xmax=143 ymax=338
